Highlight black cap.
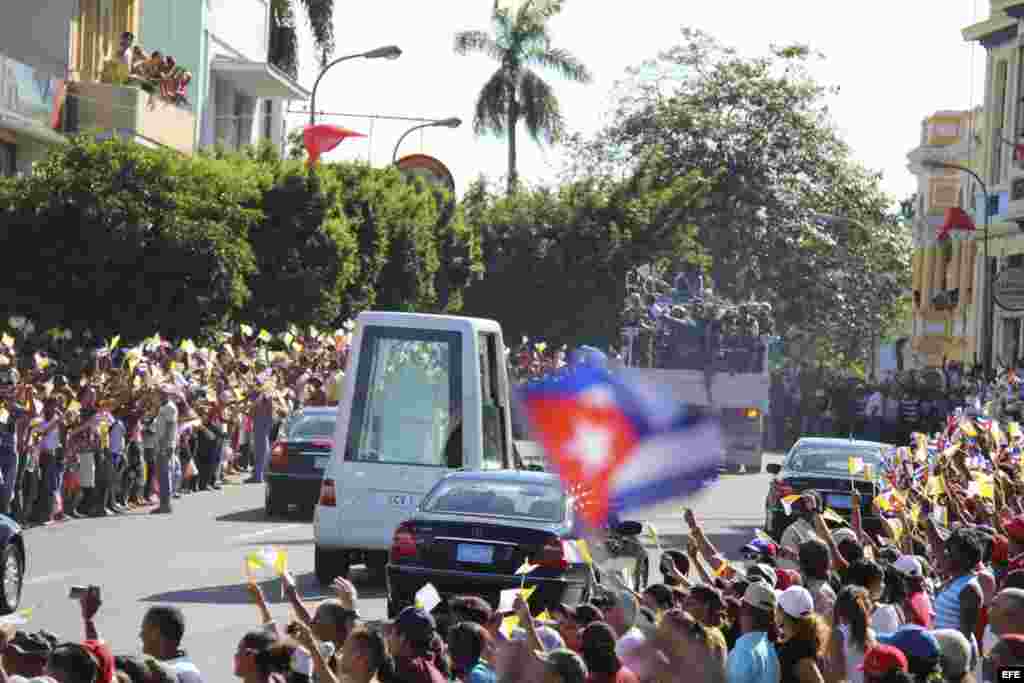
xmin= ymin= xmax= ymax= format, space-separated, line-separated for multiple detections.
xmin=388 ymin=607 xmax=435 ymax=645
xmin=9 ymin=630 xmax=55 ymax=655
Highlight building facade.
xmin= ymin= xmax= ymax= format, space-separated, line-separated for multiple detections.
xmin=905 ymin=110 xmax=983 ymax=369
xmin=963 ymin=0 xmax=1024 ymax=368
xmin=64 ymin=0 xmax=306 ymax=155
xmin=0 ymin=1 xmax=75 ymax=176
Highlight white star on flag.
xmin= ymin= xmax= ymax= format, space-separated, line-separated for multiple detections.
xmin=569 ymin=421 xmax=613 ymax=476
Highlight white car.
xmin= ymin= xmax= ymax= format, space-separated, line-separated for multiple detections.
xmin=313 ymin=311 xmax=517 ymax=583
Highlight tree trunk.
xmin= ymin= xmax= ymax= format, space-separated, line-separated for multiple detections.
xmin=507 ymin=98 xmax=519 ymax=195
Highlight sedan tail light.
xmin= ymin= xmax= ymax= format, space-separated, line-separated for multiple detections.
xmin=270 ymin=442 xmax=288 ymax=470
xmin=537 ymin=537 xmax=568 ymax=571
xmin=390 ymin=522 xmax=418 ymax=562
xmin=318 ymin=478 xmax=336 ymax=507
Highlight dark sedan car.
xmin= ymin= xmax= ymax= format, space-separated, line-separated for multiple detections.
xmin=266 ymin=406 xmax=336 ymax=517
xmin=386 ymin=470 xmax=593 ymax=618
xmin=765 ymin=437 xmax=889 ymax=540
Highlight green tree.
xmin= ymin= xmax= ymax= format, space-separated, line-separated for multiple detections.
xmin=269 ymin=0 xmax=335 ymax=78
xmin=461 ymin=170 xmax=707 ymax=347
xmin=454 ymin=0 xmax=593 ymax=194
xmin=567 ymin=28 xmax=910 ymax=368
xmin=0 ymin=135 xmax=262 ymax=342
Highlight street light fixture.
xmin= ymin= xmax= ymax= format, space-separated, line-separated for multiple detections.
xmin=309 ymin=45 xmax=403 ymax=126
xmin=391 ymin=117 xmax=463 ymax=164
xmin=921 ymin=159 xmax=993 ymax=378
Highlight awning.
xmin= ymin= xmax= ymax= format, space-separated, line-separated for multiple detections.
xmin=0 ymin=111 xmax=66 ymax=146
xmin=211 ymin=58 xmax=310 ymax=100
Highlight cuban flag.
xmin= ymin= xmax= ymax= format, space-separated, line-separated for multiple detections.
xmin=520 ymin=365 xmax=722 ymax=527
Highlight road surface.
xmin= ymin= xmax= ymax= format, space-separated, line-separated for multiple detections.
xmin=18 ymin=454 xmax=783 ymax=675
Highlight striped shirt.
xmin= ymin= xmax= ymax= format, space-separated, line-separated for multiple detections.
xmin=934 ymin=574 xmax=980 ymax=631
xmin=900 ymin=399 xmax=920 ymax=422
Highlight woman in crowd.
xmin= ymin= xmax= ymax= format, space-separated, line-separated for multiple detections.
xmin=829 ymin=586 xmax=876 ymax=683
xmin=775 ymin=587 xmax=827 ymax=683
xmin=232 ymin=630 xmax=297 ymax=683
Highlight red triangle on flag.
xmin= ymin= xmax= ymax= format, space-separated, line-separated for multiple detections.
xmin=303 ymin=124 xmax=366 ymax=166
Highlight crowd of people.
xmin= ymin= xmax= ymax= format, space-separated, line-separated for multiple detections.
xmin=100 ymin=31 xmax=193 ymax=106
xmin=0 ymin=322 xmax=349 ymax=524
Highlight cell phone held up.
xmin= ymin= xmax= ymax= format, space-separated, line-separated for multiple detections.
xmin=69 ymin=585 xmax=100 ymax=601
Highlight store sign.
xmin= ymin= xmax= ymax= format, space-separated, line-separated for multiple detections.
xmin=0 ymin=53 xmax=63 ymax=129
xmin=994 ymin=267 xmax=1024 ymax=311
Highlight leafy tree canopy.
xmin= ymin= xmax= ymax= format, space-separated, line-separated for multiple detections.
xmin=561 ymin=28 xmax=911 ymax=367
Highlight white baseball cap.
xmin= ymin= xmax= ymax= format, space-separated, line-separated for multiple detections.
xmin=777 ymin=586 xmax=815 ymax=619
xmin=893 ymin=555 xmax=923 ymax=578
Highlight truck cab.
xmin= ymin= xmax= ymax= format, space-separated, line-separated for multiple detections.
xmin=313 ymin=312 xmax=515 ymax=583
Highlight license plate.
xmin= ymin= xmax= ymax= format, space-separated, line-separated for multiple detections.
xmin=456 ymin=543 xmax=494 ymax=564
xmin=380 ymin=493 xmax=417 ymax=507
xmin=313 ymin=456 xmax=329 ymax=470
xmin=828 ymin=493 xmax=852 ymax=509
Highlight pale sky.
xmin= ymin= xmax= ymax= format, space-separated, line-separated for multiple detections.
xmin=288 ymin=1 xmax=988 ymax=204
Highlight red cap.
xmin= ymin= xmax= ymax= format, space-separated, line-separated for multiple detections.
xmin=1007 ymin=516 xmax=1024 ymax=544
xmin=858 ymin=644 xmax=908 ymax=676
xmin=775 ymin=569 xmax=801 ymax=591
xmin=80 ymin=640 xmax=114 ymax=683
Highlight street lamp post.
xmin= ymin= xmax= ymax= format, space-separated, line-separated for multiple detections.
xmin=922 ymin=160 xmax=993 ymax=378
xmin=391 ymin=117 xmax=463 ymax=164
xmin=309 ymin=45 xmax=402 ymax=127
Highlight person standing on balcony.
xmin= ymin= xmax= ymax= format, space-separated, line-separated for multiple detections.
xmin=117 ymin=33 xmax=134 ymax=67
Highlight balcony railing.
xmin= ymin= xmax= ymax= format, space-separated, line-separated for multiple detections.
xmin=65 ymin=80 xmax=195 ymax=155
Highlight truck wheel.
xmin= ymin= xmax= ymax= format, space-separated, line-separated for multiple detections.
xmin=315 ymin=546 xmax=350 ymax=585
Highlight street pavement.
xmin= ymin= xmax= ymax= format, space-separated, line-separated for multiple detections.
xmin=17 ymin=453 xmax=783 ymax=676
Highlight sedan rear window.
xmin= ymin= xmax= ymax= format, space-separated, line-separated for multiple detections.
xmin=787 ymin=446 xmax=882 ymax=473
xmin=288 ymin=416 xmax=336 ymax=440
xmin=422 ymin=481 xmax=566 ymax=522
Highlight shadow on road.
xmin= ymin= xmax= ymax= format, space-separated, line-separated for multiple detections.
xmin=140 ymin=571 xmax=387 ymax=605
xmin=216 ymin=508 xmax=314 ymax=523
xmin=238 ymin=539 xmax=314 ymax=548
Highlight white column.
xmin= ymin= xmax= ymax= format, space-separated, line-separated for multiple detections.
xmin=201 ymin=71 xmax=217 ymax=147
xmin=249 ymin=97 xmax=263 ymax=145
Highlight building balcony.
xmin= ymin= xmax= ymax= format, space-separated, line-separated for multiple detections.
xmin=65 ymin=81 xmax=195 ymax=155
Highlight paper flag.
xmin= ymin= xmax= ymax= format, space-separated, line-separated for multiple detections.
xmin=646 ymin=522 xmax=662 ymax=549
xmin=537 ymin=610 xmax=554 ymax=623
xmin=848 ymin=457 xmax=865 ymax=475
xmin=179 ymin=339 xmax=197 ymax=355
xmin=780 ymin=494 xmax=801 ymax=515
xmin=109 ymin=335 xmax=121 ymax=351
xmin=246 ymin=547 xmax=288 ymax=576
xmin=258 ymin=329 xmax=272 ymax=343
xmin=864 ymin=464 xmax=875 ymax=481
xmin=500 ymin=615 xmax=519 ymax=639
xmin=498 ymin=585 xmax=537 ymax=612
xmin=0 ymin=608 xmax=33 ymax=626
xmin=823 ymin=508 xmax=846 ymax=525
xmin=414 ymin=583 xmax=441 ymax=613
xmin=515 ymin=560 xmax=539 ymax=575
xmin=562 ymin=539 xmax=593 ymax=565
xmin=34 ymin=353 xmax=49 ymax=370
xmin=713 ymin=561 xmax=733 ymax=578
xmin=240 ymin=325 xmax=254 ymax=338
xmin=755 ymin=529 xmax=774 ymax=544
xmin=0 ymin=334 xmax=13 ymax=348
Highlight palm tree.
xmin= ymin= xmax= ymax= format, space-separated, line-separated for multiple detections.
xmin=455 ymin=0 xmax=592 ymax=193
xmin=269 ymin=0 xmax=335 ymax=79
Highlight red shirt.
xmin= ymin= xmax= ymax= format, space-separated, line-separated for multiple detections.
xmin=907 ymin=591 xmax=933 ymax=628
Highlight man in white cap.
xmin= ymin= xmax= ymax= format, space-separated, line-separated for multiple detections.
xmin=777 ymin=586 xmax=815 ymax=621
xmin=726 ymin=583 xmax=780 ymax=683
xmin=894 ymin=555 xmax=932 ymax=628
xmin=151 ymin=385 xmax=178 ymax=514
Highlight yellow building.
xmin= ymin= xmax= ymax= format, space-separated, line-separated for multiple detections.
xmin=964 ymin=1 xmax=1024 ymax=368
xmin=905 ymin=110 xmax=982 ymax=368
